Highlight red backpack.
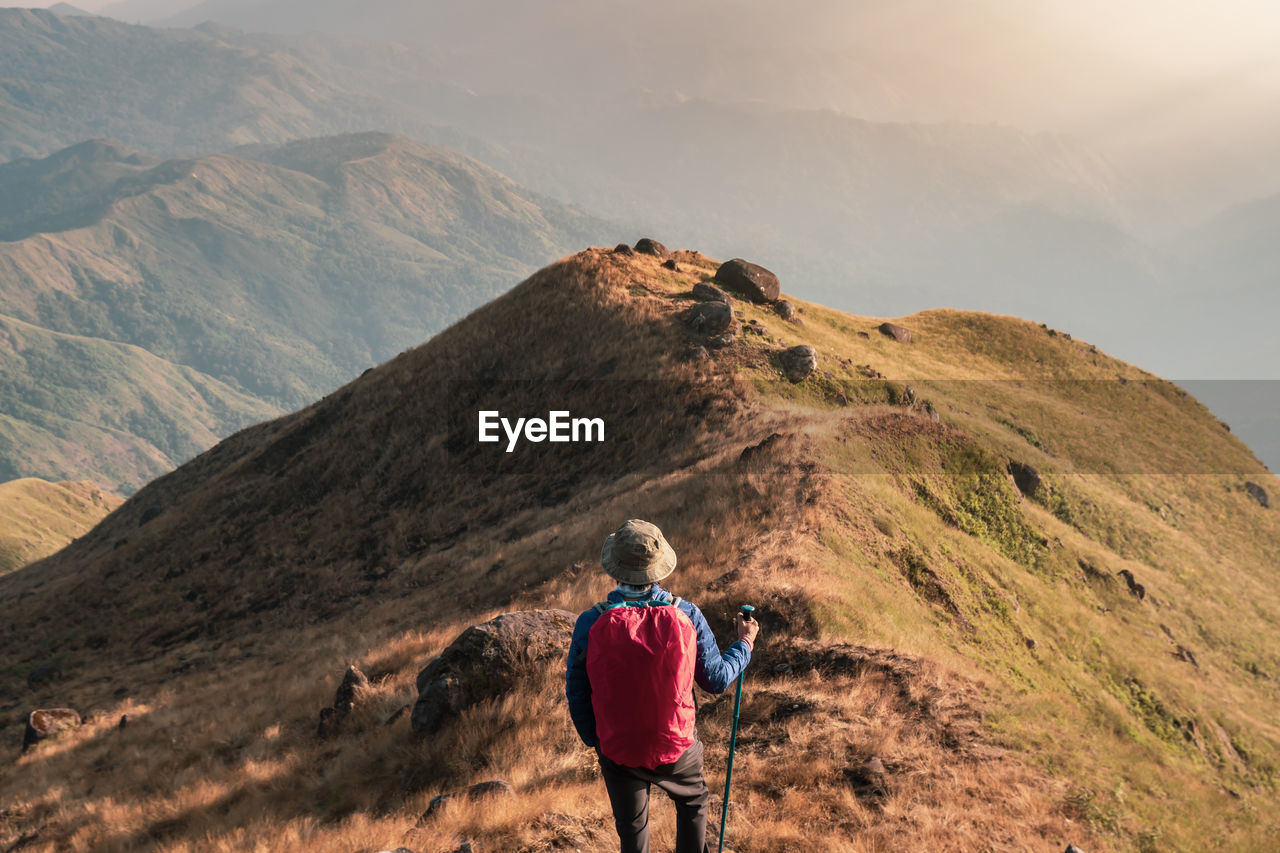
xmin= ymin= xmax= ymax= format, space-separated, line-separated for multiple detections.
xmin=586 ymin=598 xmax=698 ymax=768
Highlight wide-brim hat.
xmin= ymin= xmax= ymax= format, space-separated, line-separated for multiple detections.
xmin=601 ymin=519 xmax=677 ymax=585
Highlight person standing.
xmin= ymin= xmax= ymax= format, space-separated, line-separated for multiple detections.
xmin=565 ymin=519 xmax=759 ymax=853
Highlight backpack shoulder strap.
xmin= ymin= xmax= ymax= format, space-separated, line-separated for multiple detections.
xmin=592 ymin=601 xmax=609 ymax=614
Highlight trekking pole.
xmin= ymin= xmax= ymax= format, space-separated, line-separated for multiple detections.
xmin=718 ymin=604 xmax=754 ymax=853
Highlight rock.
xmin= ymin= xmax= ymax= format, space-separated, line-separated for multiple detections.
xmin=843 ymin=756 xmax=890 ymax=805
xmin=613 ymin=243 xmax=635 ymax=256
xmin=1117 ymin=569 xmax=1146 ymax=601
xmin=118 ymin=714 xmax=129 ymax=729
xmin=634 ymin=238 xmax=669 ymax=258
xmin=692 ymin=282 xmax=731 ymax=303
xmin=374 ymin=848 xmax=418 ymax=853
xmin=1065 ymin=845 xmax=1086 ymax=853
xmin=740 ymin=433 xmax=783 ymax=463
xmin=1024 ymin=638 xmax=1038 ymax=651
xmin=139 ymin=505 xmax=161 ymax=526
xmin=333 ymin=665 xmax=369 ymax=721
xmin=662 ymin=258 xmax=679 ymax=271
xmin=682 ymin=301 xmax=735 ymax=336
xmin=856 ymin=330 xmax=870 ymax=339
xmin=412 ymin=610 xmax=575 ymax=736
xmin=780 ymin=345 xmax=817 ymax=383
xmin=422 ymin=780 xmax=515 ymax=819
xmin=922 ymin=401 xmax=940 ymax=422
xmin=22 ymin=708 xmax=81 ymax=752
xmin=901 ymin=384 xmax=916 ymax=406
xmin=317 ymin=706 xmax=337 ymax=739
xmin=774 ymin=300 xmax=797 ymax=321
xmin=682 ymin=344 xmax=710 ymax=363
xmin=1173 ymin=645 xmax=1199 ymax=667
xmin=1008 ymin=461 xmax=1041 ymax=498
xmin=706 ymin=330 xmax=738 ymax=349
xmin=1245 ymin=481 xmax=1270 ymax=508
xmin=743 ymin=320 xmax=767 ymax=336
xmin=878 ymin=322 xmax=911 ymax=343
xmin=714 ymin=258 xmax=781 ymax=303
xmin=26 ymin=664 xmax=62 ymax=687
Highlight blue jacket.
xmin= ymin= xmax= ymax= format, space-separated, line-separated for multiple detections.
xmin=564 ymin=583 xmax=752 ymax=747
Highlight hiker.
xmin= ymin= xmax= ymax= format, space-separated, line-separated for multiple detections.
xmin=565 ymin=519 xmax=759 ymax=853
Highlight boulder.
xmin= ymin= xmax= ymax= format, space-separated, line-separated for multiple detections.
xmin=634 ymin=238 xmax=669 ymax=258
xmin=1008 ymin=461 xmax=1041 ymax=498
xmin=780 ymin=345 xmax=817 ymax=383
xmin=682 ymin=301 xmax=735 ymax=336
xmin=412 ymin=610 xmax=575 ymax=736
xmin=692 ymin=282 xmax=731 ymax=303
xmin=26 ymin=664 xmax=61 ymax=687
xmin=613 ymin=243 xmax=635 ymax=256
xmin=1245 ymin=481 xmax=1270 ymax=508
xmin=714 ymin=258 xmax=781 ymax=303
xmin=662 ymin=259 xmax=679 ymax=271
xmin=23 ymin=708 xmax=81 ymax=752
xmin=422 ymin=780 xmax=515 ymax=819
xmin=901 ymin=384 xmax=916 ymax=406
xmin=878 ymin=322 xmax=911 ymax=343
xmin=333 ymin=665 xmax=369 ymax=720
xmin=774 ymin=300 xmax=797 ymax=322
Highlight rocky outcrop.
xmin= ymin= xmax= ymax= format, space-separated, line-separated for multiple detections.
xmin=634 ymin=238 xmax=669 ymax=258
xmin=23 ymin=708 xmax=81 ymax=752
xmin=411 ymin=610 xmax=575 ymax=736
xmin=774 ymin=300 xmax=797 ymax=321
xmin=1245 ymin=481 xmax=1270 ymax=508
xmin=682 ymin=301 xmax=736 ymax=336
xmin=714 ymin=258 xmax=781 ymax=303
xmin=662 ymin=258 xmax=679 ymax=271
xmin=780 ymin=345 xmax=817 ymax=382
xmin=692 ymin=282 xmax=731 ymax=303
xmin=613 ymin=243 xmax=635 ymax=256
xmin=1008 ymin=461 xmax=1041 ymax=498
xmin=878 ymin=322 xmax=911 ymax=343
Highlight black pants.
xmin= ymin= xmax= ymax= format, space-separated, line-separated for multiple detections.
xmin=597 ymin=739 xmax=712 ymax=853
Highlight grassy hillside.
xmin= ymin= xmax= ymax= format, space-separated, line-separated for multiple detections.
xmin=0 ymin=247 xmax=1276 ymax=851
xmin=0 ymin=478 xmax=122 ymax=575
xmin=0 ymin=133 xmax=611 ymax=489
xmin=0 ymin=312 xmax=279 ymax=492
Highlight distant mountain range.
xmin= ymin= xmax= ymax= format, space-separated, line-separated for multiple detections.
xmin=0 ymin=133 xmax=613 ymax=491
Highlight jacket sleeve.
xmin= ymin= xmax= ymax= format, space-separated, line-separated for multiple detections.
xmin=565 ymin=611 xmax=598 ymax=747
xmin=685 ymin=601 xmax=752 ymax=695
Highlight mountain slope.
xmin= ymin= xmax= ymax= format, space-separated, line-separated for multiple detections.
xmin=0 ymin=477 xmax=121 ymax=575
xmin=0 ymin=133 xmax=612 ymax=489
xmin=1 ymin=247 xmax=1277 ymax=850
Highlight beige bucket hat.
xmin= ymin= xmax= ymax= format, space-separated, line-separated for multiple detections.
xmin=600 ymin=519 xmax=677 ymax=584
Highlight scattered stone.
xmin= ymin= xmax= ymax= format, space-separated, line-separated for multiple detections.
xmin=856 ymin=330 xmax=870 ymax=339
xmin=613 ymin=243 xmax=635 ymax=256
xmin=26 ymin=664 xmax=61 ymax=688
xmin=1173 ymin=645 xmax=1200 ymax=667
xmin=743 ymin=319 xmax=767 ymax=336
xmin=740 ymin=433 xmax=784 ymax=464
xmin=662 ymin=258 xmax=679 ymax=271
xmin=901 ymin=384 xmax=916 ymax=406
xmin=385 ymin=704 xmax=411 ymax=726
xmin=774 ymin=300 xmax=797 ymax=321
xmin=22 ymin=708 xmax=81 ymax=752
xmin=317 ymin=706 xmax=337 ymax=739
xmin=714 ymin=258 xmax=781 ymax=303
xmin=682 ymin=344 xmax=710 ymax=363
xmin=333 ymin=665 xmax=369 ymax=721
xmin=118 ymin=714 xmax=129 ymax=729
xmin=1117 ymin=569 xmax=1146 ymax=601
xmin=780 ymin=345 xmax=818 ymax=383
xmin=1065 ymin=845 xmax=1086 ymax=853
xmin=374 ymin=848 xmax=418 ymax=853
xmin=422 ymin=780 xmax=515 ymax=819
xmin=878 ymin=322 xmax=911 ymax=343
xmin=843 ymin=756 xmax=890 ymax=805
xmin=412 ymin=610 xmax=576 ymax=736
xmin=922 ymin=401 xmax=940 ymax=422
xmin=634 ymin=238 xmax=669 ymax=258
xmin=692 ymin=281 xmax=731 ymax=303
xmin=773 ymin=663 xmax=793 ymax=674
xmin=682 ymin=301 xmax=735 ymax=336
xmin=1244 ymin=481 xmax=1270 ymax=508
xmin=707 ymin=330 xmax=738 ymax=349
xmin=138 ymin=505 xmax=161 ymax=526
xmin=1008 ymin=461 xmax=1041 ymax=498
xmin=1024 ymin=638 xmax=1038 ymax=651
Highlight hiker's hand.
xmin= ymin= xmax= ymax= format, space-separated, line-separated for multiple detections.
xmin=736 ymin=611 xmax=759 ymax=648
